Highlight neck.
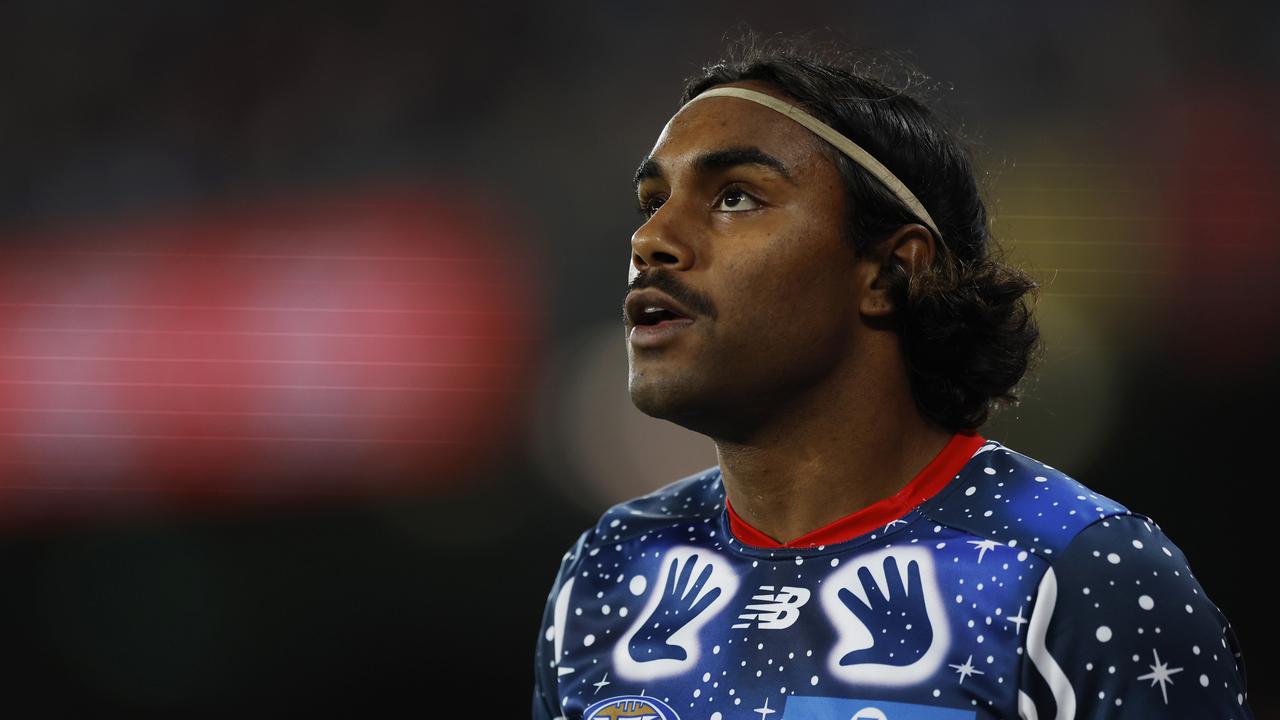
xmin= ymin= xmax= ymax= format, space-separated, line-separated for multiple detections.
xmin=714 ymin=344 xmax=953 ymax=546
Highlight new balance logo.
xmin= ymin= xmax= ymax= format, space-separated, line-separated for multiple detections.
xmin=731 ymin=585 xmax=811 ymax=630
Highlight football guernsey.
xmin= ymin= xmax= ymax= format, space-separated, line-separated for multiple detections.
xmin=532 ymin=432 xmax=1252 ymax=719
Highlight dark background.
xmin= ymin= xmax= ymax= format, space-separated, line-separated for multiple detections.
xmin=0 ymin=1 xmax=1276 ymax=715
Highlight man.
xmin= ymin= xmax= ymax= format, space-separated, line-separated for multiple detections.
xmin=533 ymin=45 xmax=1251 ymax=720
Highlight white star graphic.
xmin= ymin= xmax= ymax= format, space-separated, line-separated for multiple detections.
xmin=754 ymin=696 xmax=776 ymax=719
xmin=1006 ymin=605 xmax=1029 ymax=635
xmin=968 ymin=539 xmax=1000 ymax=563
xmin=592 ymin=672 xmax=611 ymax=695
xmin=884 ymin=518 xmax=908 ymax=532
xmin=1137 ymin=648 xmax=1183 ymax=704
xmin=949 ymin=654 xmax=986 ymax=684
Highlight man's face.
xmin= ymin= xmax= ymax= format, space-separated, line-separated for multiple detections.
xmin=625 ymin=81 xmax=871 ymax=436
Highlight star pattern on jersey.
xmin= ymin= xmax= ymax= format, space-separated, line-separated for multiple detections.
xmin=1005 ymin=605 xmax=1028 ymax=635
xmin=533 ymin=441 xmax=1250 ymax=719
xmin=1137 ymin=648 xmax=1184 ymax=704
xmin=949 ymin=654 xmax=985 ymax=684
xmin=968 ymin=538 xmax=999 ymax=563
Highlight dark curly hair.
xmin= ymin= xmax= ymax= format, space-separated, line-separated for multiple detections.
xmin=681 ymin=37 xmax=1040 ymax=431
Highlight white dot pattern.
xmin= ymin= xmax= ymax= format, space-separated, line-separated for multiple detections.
xmin=533 ymin=441 xmax=1251 ymax=720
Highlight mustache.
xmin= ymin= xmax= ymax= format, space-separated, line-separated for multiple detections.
xmin=626 ymin=269 xmax=717 ymax=320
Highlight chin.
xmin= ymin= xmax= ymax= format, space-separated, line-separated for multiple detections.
xmin=629 ymin=374 xmax=743 ymax=439
xmin=628 ymin=376 xmax=684 ymax=420
xmin=629 ymin=370 xmax=702 ymax=419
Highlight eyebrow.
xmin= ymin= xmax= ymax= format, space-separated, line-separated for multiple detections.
xmin=632 ymin=146 xmax=796 ymax=191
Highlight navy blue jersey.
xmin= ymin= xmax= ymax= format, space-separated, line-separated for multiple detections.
xmin=533 ymin=436 xmax=1251 ymax=719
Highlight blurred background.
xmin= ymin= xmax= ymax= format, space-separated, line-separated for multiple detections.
xmin=1 ymin=0 xmax=1276 ymax=715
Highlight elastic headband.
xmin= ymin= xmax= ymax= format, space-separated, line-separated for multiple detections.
xmin=683 ymin=87 xmax=942 ymax=241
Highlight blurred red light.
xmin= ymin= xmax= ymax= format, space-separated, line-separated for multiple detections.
xmin=0 ymin=186 xmax=542 ymax=525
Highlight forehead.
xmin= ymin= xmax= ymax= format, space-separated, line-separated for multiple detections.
xmin=643 ymin=83 xmax=830 ymax=177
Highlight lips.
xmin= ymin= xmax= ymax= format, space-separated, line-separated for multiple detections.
xmin=625 ymin=289 xmax=694 ymax=328
xmin=625 ymin=289 xmax=696 ymax=348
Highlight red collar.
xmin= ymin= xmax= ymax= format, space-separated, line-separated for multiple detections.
xmin=726 ymin=431 xmax=986 ymax=549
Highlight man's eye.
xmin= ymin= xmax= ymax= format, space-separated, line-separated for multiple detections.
xmin=636 ymin=197 xmax=665 ymax=219
xmin=714 ymin=188 xmax=761 ymax=212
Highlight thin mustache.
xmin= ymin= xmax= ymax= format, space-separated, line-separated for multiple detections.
xmin=625 ymin=270 xmax=717 ymax=320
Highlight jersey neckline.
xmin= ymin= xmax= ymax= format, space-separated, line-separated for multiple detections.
xmin=724 ymin=430 xmax=987 ymax=549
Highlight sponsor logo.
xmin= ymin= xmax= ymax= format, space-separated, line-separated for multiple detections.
xmin=731 ymin=585 xmax=811 ymax=629
xmin=583 ymin=695 xmax=680 ymax=720
xmin=780 ymin=695 xmax=975 ymax=719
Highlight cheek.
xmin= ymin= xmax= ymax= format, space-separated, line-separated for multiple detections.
xmin=728 ymin=238 xmax=853 ymax=320
xmin=716 ymin=261 xmax=853 ymax=357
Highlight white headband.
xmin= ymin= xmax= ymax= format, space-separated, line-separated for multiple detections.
xmin=683 ymin=87 xmax=942 ymax=241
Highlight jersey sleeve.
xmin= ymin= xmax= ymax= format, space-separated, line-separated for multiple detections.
xmin=532 ymin=529 xmax=590 ymax=720
xmin=1017 ymin=514 xmax=1251 ymax=719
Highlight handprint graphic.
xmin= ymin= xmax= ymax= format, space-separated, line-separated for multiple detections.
xmin=821 ymin=546 xmax=950 ymax=686
xmin=837 ymin=556 xmax=933 ymax=666
xmin=628 ymin=553 xmax=723 ymax=661
xmin=613 ymin=546 xmax=739 ymax=681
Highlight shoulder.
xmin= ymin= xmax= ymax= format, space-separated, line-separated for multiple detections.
xmin=534 ymin=467 xmax=726 ymax=639
xmin=1037 ymin=512 xmax=1227 ymax=626
xmin=917 ymin=439 xmax=1135 ymax=561
xmin=539 ymin=467 xmax=724 ymax=598
xmin=576 ymin=466 xmax=724 ymax=557
xmin=1020 ymin=513 xmax=1251 ymax=716
xmin=931 ymin=443 xmax=1254 ymax=715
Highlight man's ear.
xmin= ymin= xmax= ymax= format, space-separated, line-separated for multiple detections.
xmin=858 ymin=223 xmax=937 ymax=318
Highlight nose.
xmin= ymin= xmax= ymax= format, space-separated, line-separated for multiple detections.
xmin=630 ymin=203 xmax=695 ymax=276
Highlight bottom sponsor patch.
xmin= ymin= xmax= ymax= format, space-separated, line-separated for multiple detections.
xmin=780 ymin=696 xmax=975 ymax=720
xmin=583 ymin=695 xmax=680 ymax=720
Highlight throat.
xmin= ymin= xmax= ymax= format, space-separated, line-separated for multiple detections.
xmin=717 ymin=426 xmax=965 ymax=547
